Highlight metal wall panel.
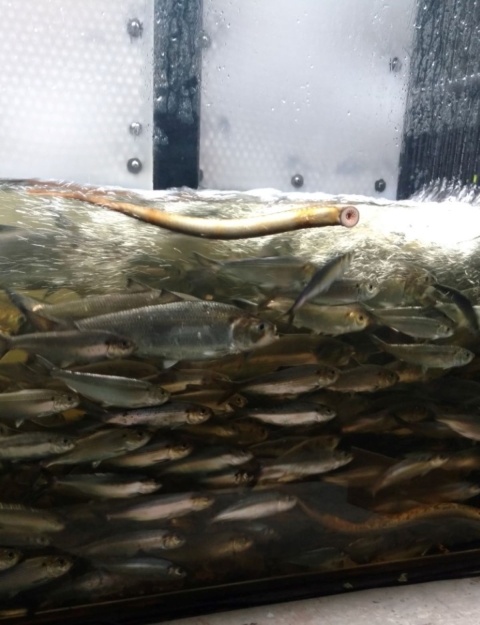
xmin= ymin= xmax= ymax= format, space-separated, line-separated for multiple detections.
xmin=199 ymin=0 xmax=416 ymax=199
xmin=0 ymin=0 xmax=153 ymax=189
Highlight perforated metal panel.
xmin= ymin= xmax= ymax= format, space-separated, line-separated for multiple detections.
xmin=0 ymin=0 xmax=153 ymax=189
xmin=199 ymin=0 xmax=416 ymax=199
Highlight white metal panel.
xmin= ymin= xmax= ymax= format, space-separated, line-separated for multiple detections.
xmin=200 ymin=0 xmax=416 ymax=199
xmin=0 ymin=0 xmax=153 ymax=189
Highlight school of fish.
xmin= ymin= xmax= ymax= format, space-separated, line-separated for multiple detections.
xmin=2 ymin=246 xmax=480 ymax=612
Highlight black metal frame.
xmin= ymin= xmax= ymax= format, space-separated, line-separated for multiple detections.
xmin=4 ymin=548 xmax=480 ymax=625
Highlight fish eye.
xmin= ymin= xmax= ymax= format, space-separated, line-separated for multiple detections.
xmin=67 ymin=395 xmax=74 ymax=402
xmin=7 ymin=551 xmax=14 ymax=559
xmin=257 ymin=322 xmax=266 ymax=332
xmin=63 ymin=438 xmax=69 ymax=444
xmin=368 ymin=284 xmax=375 ymax=291
xmin=358 ymin=314 xmax=365 ymax=322
xmin=58 ymin=558 xmax=66 ymax=566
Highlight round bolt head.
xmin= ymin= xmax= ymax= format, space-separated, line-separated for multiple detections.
xmin=291 ymin=173 xmax=304 ymax=188
xmin=390 ymin=57 xmax=402 ymax=72
xmin=129 ymin=122 xmax=143 ymax=137
xmin=200 ymin=31 xmax=211 ymax=49
xmin=375 ymin=178 xmax=386 ymax=193
xmin=127 ymin=18 xmax=143 ymax=38
xmin=127 ymin=158 xmax=143 ymax=174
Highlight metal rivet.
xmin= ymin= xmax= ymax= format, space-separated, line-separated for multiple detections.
xmin=129 ymin=122 xmax=143 ymax=137
xmin=127 ymin=18 xmax=143 ymax=38
xmin=291 ymin=174 xmax=304 ymax=188
xmin=127 ymin=158 xmax=143 ymax=174
xmin=200 ymin=31 xmax=211 ymax=49
xmin=375 ymin=178 xmax=386 ymax=192
xmin=389 ymin=57 xmax=401 ymax=72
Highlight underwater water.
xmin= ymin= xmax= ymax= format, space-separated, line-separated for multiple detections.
xmin=0 ymin=181 xmax=480 ymax=616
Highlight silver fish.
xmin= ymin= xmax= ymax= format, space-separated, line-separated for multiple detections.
xmin=243 ymin=401 xmax=336 ymax=426
xmin=107 ymin=440 xmax=193 ymax=468
xmin=197 ymin=468 xmax=256 ymax=489
xmin=240 ymin=365 xmax=339 ymax=397
xmin=44 ymin=363 xmax=169 ymax=408
xmin=0 ymin=503 xmax=64 ymax=533
xmin=373 ymin=453 xmax=449 ymax=494
xmin=436 ymin=412 xmax=480 ymax=441
xmin=8 ymin=286 xmax=181 ymax=323
xmin=103 ymin=402 xmax=212 ymax=427
xmin=76 ymin=301 xmax=277 ymax=361
xmin=171 ymin=532 xmax=254 ymax=561
xmin=106 ymin=492 xmax=214 ymax=522
xmin=45 ymin=428 xmax=151 ymax=468
xmin=286 ymin=251 xmax=353 ymax=316
xmin=267 ymin=298 xmax=371 ymax=335
xmin=259 ymin=450 xmax=353 ymax=484
xmin=373 ymin=313 xmax=455 ymax=340
xmin=423 ymin=283 xmax=479 ymax=334
xmin=0 ymin=389 xmax=79 ymax=425
xmin=0 ymin=432 xmax=75 ymax=461
xmin=161 ymin=447 xmax=253 ymax=476
xmin=0 ymin=330 xmax=136 ymax=367
xmin=192 ymin=252 xmax=316 ymax=289
xmin=372 ymin=336 xmax=474 ymax=369
xmin=41 ymin=570 xmax=132 ymax=608
xmin=327 ymin=365 xmax=399 ymax=393
xmin=96 ymin=557 xmax=186 ymax=580
xmin=54 ymin=473 xmax=161 ymax=499
xmin=213 ymin=492 xmax=297 ymax=522
xmin=309 ymin=279 xmax=379 ymax=305
xmin=0 ymin=556 xmax=73 ymax=599
xmin=80 ymin=530 xmax=185 ymax=559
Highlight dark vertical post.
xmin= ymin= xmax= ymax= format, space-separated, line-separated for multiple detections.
xmin=397 ymin=0 xmax=480 ymax=199
xmin=153 ymin=0 xmax=203 ymax=189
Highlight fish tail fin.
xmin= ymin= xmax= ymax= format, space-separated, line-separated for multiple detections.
xmin=0 ymin=332 xmax=11 ymax=358
xmin=192 ymin=251 xmax=221 ymax=270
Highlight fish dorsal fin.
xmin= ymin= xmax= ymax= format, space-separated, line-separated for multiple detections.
xmin=125 ymin=278 xmax=155 ymax=293
xmin=192 ymin=251 xmax=222 ymax=270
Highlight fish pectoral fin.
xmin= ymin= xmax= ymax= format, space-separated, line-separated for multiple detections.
xmin=35 ymin=355 xmax=57 ymax=373
xmin=14 ymin=419 xmax=23 ymax=428
xmin=91 ymin=461 xmax=101 ymax=469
